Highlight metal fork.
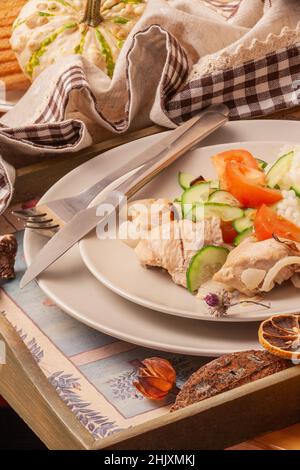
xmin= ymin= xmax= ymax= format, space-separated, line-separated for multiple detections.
xmin=11 ymin=207 xmax=61 ymax=234
xmin=12 ymin=104 xmax=230 ymax=237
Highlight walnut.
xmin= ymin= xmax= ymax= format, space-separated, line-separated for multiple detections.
xmin=0 ymin=234 xmax=18 ymax=280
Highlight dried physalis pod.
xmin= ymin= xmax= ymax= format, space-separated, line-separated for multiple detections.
xmin=259 ymin=314 xmax=300 ymax=361
xmin=0 ymin=234 xmax=18 ymax=280
xmin=133 ymin=357 xmax=176 ymax=400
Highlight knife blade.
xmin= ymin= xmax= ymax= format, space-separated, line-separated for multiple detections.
xmin=32 ymin=109 xmax=213 ymax=224
xmin=20 ymin=104 xmax=229 ymax=288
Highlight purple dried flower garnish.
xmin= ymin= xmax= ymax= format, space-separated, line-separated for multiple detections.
xmin=204 ymin=293 xmax=220 ymax=307
xmin=203 ymin=289 xmax=270 ymax=318
xmin=203 ymin=290 xmax=232 ymax=317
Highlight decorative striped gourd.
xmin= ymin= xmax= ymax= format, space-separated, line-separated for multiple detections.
xmin=11 ymin=0 xmax=146 ymax=80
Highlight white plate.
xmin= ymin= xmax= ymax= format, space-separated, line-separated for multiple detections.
xmin=79 ymin=140 xmax=300 ymax=322
xmin=24 ymin=120 xmax=300 ymax=355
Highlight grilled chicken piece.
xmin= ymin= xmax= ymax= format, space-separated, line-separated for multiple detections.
xmin=135 ymin=218 xmax=223 ymax=287
xmin=213 ymin=237 xmax=300 ymax=296
xmin=119 ymin=198 xmax=175 ymax=248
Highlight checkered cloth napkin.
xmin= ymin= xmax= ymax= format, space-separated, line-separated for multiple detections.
xmin=0 ymin=0 xmax=300 ymax=213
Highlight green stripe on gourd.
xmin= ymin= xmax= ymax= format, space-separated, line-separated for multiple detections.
xmin=25 ymin=22 xmax=78 ymax=78
xmin=111 ymin=16 xmax=129 ymax=24
xmin=74 ymin=28 xmax=87 ymax=54
xmin=123 ymin=0 xmax=143 ymax=4
xmin=38 ymin=11 xmax=55 ymax=17
xmin=102 ymin=0 xmax=142 ymax=12
xmin=95 ymin=28 xmax=115 ymax=78
xmin=13 ymin=18 xmax=25 ymax=30
xmin=13 ymin=12 xmax=55 ymax=30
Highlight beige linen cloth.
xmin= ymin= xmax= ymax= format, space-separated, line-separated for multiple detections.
xmin=0 ymin=0 xmax=300 ymax=212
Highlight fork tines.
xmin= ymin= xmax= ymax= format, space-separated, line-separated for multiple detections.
xmin=11 ymin=209 xmax=59 ymax=231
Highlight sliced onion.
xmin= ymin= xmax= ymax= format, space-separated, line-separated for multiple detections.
xmin=273 ymin=236 xmax=300 ymax=252
xmin=260 ymin=256 xmax=300 ymax=292
xmin=241 ymin=268 xmax=266 ymax=291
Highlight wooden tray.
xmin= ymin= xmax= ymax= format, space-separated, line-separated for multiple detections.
xmin=2 ymin=0 xmax=300 ymax=450
xmin=1 ymin=314 xmax=300 ymax=450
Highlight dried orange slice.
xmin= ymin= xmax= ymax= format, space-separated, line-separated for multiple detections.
xmin=259 ymin=314 xmax=300 ymax=360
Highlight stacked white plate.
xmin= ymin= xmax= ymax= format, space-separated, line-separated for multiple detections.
xmin=24 ymin=120 xmax=300 ymax=356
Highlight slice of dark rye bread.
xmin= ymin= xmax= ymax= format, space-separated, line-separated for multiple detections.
xmin=171 ymin=350 xmax=291 ymax=412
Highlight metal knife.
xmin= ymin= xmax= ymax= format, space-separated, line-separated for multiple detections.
xmin=20 ymin=109 xmax=212 ymax=229
xmin=20 ymin=104 xmax=229 ymax=288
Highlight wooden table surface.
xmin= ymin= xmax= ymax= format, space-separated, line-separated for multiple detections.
xmin=230 ymin=425 xmax=300 ymax=450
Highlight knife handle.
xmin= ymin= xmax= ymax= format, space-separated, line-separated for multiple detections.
xmin=115 ymin=108 xmax=228 ymax=200
xmin=31 ymin=105 xmax=229 ymax=238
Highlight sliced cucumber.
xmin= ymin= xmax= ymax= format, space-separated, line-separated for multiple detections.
xmin=181 ymin=183 xmax=210 ymax=218
xmin=233 ymin=227 xmax=253 ymax=246
xmin=256 ymin=158 xmax=268 ymax=170
xmin=210 ymin=179 xmax=220 ymax=190
xmin=208 ymin=190 xmax=240 ymax=206
xmin=187 ymin=245 xmax=229 ymax=293
xmin=193 ymin=202 xmax=243 ymax=222
xmin=266 ymin=151 xmax=294 ymax=188
xmin=291 ymin=185 xmax=300 ymax=198
xmin=178 ymin=172 xmax=193 ymax=190
xmin=233 ymin=216 xmax=253 ymax=233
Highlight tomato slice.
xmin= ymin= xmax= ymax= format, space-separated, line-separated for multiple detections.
xmin=221 ymin=221 xmax=238 ymax=244
xmin=225 ymin=162 xmax=282 ymax=208
xmin=212 ymin=149 xmax=260 ymax=188
xmin=254 ymin=205 xmax=300 ymax=242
